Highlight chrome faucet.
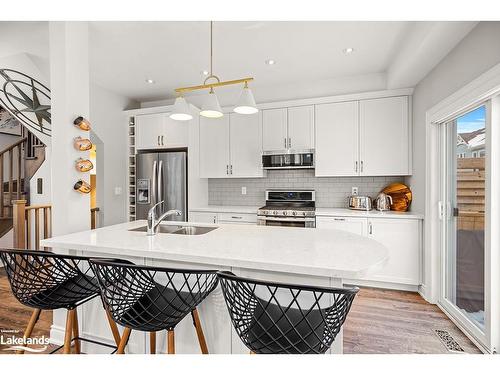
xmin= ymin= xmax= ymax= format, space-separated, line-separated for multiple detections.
xmin=147 ymin=201 xmax=182 ymax=236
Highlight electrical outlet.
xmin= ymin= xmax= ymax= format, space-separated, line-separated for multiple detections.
xmin=351 ymin=186 xmax=358 ymax=196
xmin=241 ymin=186 xmax=247 ymax=195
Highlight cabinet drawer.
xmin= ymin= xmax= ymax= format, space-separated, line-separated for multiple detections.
xmin=316 ymin=216 xmax=367 ymax=236
xmin=218 ymin=212 xmax=257 ymax=223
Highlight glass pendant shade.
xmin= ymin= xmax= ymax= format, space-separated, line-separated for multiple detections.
xmin=73 ymin=116 xmax=91 ymax=131
xmin=200 ymin=90 xmax=223 ymax=118
xmin=170 ymin=97 xmax=193 ymax=121
xmin=75 ymin=158 xmax=94 ymax=172
xmin=234 ymin=86 xmax=258 ymax=114
xmin=74 ymin=179 xmax=91 ymax=194
xmin=73 ymin=136 xmax=93 ymax=151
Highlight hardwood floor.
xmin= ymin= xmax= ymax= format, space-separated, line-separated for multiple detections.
xmin=0 ymin=270 xmax=480 ymax=354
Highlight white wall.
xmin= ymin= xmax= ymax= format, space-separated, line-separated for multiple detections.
xmin=409 ymin=22 xmax=500 ymax=215
xmin=90 ymin=84 xmax=138 ymax=226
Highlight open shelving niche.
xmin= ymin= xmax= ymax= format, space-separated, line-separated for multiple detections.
xmin=128 ymin=116 xmax=136 ymax=221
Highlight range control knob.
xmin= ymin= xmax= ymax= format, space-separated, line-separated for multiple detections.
xmin=262 ymin=210 xmax=268 ymax=215
xmin=292 ymin=211 xmax=297 ymax=216
xmin=273 ymin=211 xmax=278 ymax=215
xmin=282 ymin=211 xmax=287 ymax=216
xmin=302 ymin=211 xmax=307 ymax=216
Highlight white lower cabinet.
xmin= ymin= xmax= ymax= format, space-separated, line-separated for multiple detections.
xmin=365 ymin=218 xmax=420 ymax=285
xmin=189 ymin=211 xmax=257 ymax=225
xmin=189 ymin=211 xmax=218 ymax=224
xmin=317 ymin=215 xmax=421 ymax=287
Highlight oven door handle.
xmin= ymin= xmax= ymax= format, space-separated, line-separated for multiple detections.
xmin=258 ymin=216 xmax=315 ymax=223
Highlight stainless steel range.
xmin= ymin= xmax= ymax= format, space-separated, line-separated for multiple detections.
xmin=257 ymin=190 xmax=316 ymax=228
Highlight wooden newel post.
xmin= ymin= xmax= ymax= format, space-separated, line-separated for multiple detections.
xmin=13 ymin=199 xmax=27 ymax=249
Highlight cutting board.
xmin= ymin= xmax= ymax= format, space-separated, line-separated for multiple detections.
xmin=381 ymin=183 xmax=412 ymax=212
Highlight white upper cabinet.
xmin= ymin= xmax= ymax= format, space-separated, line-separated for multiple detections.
xmin=262 ymin=108 xmax=287 ymax=151
xmin=287 ymin=106 xmax=314 ymax=150
xmin=136 ymin=113 xmax=188 ymax=150
xmin=135 ymin=113 xmax=164 ymax=150
xmin=199 ymin=116 xmax=230 ymax=178
xmin=315 ymin=101 xmax=359 ymax=176
xmin=262 ymin=106 xmax=315 ymax=151
xmin=163 ymin=115 xmax=188 ymax=148
xmin=359 ymin=96 xmax=410 ymax=176
xmin=230 ymin=112 xmax=263 ymax=178
xmin=199 ymin=113 xmax=263 ymax=178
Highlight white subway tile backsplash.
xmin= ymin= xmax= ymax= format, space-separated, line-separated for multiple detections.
xmin=208 ymin=169 xmax=406 ymax=207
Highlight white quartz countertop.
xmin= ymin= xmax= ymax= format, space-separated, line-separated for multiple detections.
xmin=315 ymin=207 xmax=424 ymax=219
xmin=189 ymin=206 xmax=260 ymax=214
xmin=41 ymin=220 xmax=388 ymax=279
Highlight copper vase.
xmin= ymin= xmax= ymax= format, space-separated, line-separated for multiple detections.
xmin=73 ymin=116 xmax=91 ymax=131
xmin=74 ymin=136 xmax=93 ymax=151
xmin=74 ymin=179 xmax=91 ymax=194
xmin=75 ymin=158 xmax=94 ymax=172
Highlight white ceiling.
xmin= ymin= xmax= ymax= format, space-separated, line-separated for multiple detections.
xmin=89 ymin=21 xmax=412 ymax=102
xmin=0 ymin=21 xmax=478 ymax=104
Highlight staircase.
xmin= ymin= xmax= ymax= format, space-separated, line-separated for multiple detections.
xmin=0 ymin=127 xmax=46 ymax=238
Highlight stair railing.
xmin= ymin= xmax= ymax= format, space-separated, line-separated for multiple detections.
xmin=0 ymin=137 xmax=26 ymax=218
xmin=12 ymin=199 xmax=51 ymax=250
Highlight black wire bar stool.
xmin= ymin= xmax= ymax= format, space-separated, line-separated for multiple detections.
xmin=89 ymin=258 xmax=218 ymax=354
xmin=217 ymin=271 xmax=359 ymax=354
xmin=0 ymin=248 xmax=122 ymax=354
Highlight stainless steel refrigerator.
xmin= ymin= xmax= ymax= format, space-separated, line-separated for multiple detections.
xmin=135 ymin=150 xmax=187 ymax=221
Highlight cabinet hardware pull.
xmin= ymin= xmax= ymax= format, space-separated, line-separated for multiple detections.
xmin=355 ymin=161 xmax=358 ymax=173
xmin=334 ymin=218 xmax=345 ymax=221
xmin=369 ymin=222 xmax=372 ymax=234
xmin=161 ymin=135 xmax=164 ymax=146
xmin=361 ymin=160 xmax=364 ymax=173
xmin=226 ymin=165 xmax=229 ymax=175
xmin=231 ymin=216 xmax=242 ymax=219
xmin=230 ymin=165 xmax=233 ymax=175
xmin=284 ymin=138 xmax=287 ymax=148
xmin=288 ymin=137 xmax=291 ymax=148
xmin=157 ymin=135 xmax=160 ymax=146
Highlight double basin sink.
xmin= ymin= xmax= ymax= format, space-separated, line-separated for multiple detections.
xmin=129 ymin=224 xmax=217 ymax=236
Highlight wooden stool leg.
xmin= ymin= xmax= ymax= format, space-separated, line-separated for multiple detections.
xmin=18 ymin=308 xmax=41 ymax=354
xmin=63 ymin=309 xmax=74 ymax=354
xmin=105 ymin=310 xmax=121 ymax=347
xmin=71 ymin=309 xmax=80 ymax=354
xmin=191 ymin=309 xmax=209 ymax=354
xmin=150 ymin=332 xmax=156 ymax=354
xmin=116 ymin=327 xmax=131 ymax=354
xmin=167 ymin=330 xmax=175 ymax=354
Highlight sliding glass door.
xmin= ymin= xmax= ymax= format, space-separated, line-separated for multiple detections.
xmin=441 ymin=105 xmax=488 ymax=347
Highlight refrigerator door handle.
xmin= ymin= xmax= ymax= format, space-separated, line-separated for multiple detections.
xmin=152 ymin=160 xmax=157 ymax=206
xmin=158 ymin=160 xmax=164 ymax=210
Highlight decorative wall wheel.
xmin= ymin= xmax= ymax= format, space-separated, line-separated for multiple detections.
xmin=0 ymin=69 xmax=51 ymax=137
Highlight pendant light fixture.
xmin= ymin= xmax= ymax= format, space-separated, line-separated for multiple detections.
xmin=234 ymin=81 xmax=258 ymax=114
xmin=171 ymin=21 xmax=258 ymax=120
xmin=170 ymin=95 xmax=193 ymax=121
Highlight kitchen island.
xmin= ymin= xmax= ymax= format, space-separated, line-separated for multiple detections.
xmin=41 ymin=221 xmax=388 ymax=354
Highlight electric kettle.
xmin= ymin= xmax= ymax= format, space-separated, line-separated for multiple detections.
xmin=374 ymin=192 xmax=393 ymax=211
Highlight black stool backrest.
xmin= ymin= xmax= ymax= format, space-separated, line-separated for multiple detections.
xmin=89 ymin=259 xmax=218 ymax=331
xmin=0 ymin=248 xmax=97 ymax=310
xmin=217 ymin=271 xmax=359 ymax=354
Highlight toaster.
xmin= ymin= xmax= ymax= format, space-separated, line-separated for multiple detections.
xmin=348 ymin=195 xmax=373 ymax=211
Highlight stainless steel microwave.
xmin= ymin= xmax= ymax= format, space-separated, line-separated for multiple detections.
xmin=262 ymin=150 xmax=314 ymax=169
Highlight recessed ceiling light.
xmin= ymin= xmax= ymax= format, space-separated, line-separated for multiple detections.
xmin=265 ymin=59 xmax=276 ymax=65
xmin=343 ymin=48 xmax=354 ymax=54
xmin=145 ymin=79 xmax=155 ymax=84
xmin=201 ymin=70 xmax=209 ymax=76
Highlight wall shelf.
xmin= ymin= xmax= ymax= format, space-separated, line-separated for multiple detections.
xmin=128 ymin=116 xmax=136 ymax=222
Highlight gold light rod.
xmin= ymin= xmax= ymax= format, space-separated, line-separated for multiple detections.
xmin=175 ymin=77 xmax=254 ymax=94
